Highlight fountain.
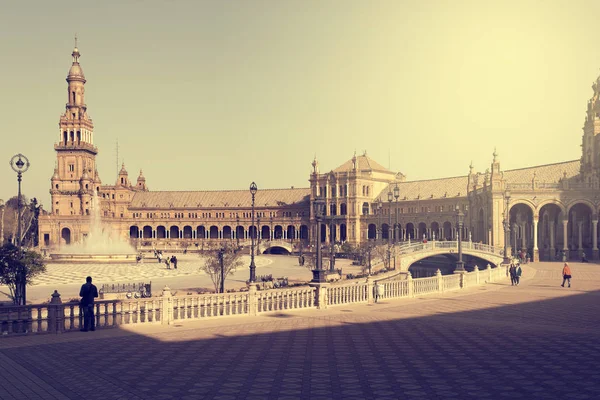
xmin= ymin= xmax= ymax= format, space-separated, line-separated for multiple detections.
xmin=49 ymin=190 xmax=138 ymax=263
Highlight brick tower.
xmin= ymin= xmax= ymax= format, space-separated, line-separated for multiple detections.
xmin=50 ymin=39 xmax=102 ymax=217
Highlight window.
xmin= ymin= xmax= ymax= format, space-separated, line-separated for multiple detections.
xmin=68 ymin=164 xmax=74 ymax=172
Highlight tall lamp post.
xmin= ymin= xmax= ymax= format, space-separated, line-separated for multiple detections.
xmin=503 ymin=190 xmax=511 ymax=264
xmin=393 ymin=184 xmax=400 ymax=244
xmin=218 ymin=247 xmax=225 ymax=293
xmin=312 ymin=198 xmax=326 ymax=282
xmin=377 ymin=198 xmax=383 ymax=242
xmin=0 ymin=199 xmax=5 ymax=245
xmin=387 ymin=189 xmax=393 ymax=269
xmin=329 ymin=213 xmax=335 ymax=272
xmin=236 ymin=216 xmax=240 ymax=248
xmin=455 ymin=204 xmax=465 ymax=273
xmin=10 ymin=154 xmax=30 ymax=306
xmin=249 ymin=182 xmax=257 ymax=283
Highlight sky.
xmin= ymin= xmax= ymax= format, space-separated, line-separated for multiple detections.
xmin=1 ymin=0 xmax=598 ymax=208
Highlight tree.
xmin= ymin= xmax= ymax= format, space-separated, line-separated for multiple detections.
xmin=200 ymin=243 xmax=243 ymax=293
xmin=1 ymin=195 xmax=42 ymax=248
xmin=372 ymin=244 xmax=389 ymax=270
xmin=0 ymin=244 xmax=46 ymax=304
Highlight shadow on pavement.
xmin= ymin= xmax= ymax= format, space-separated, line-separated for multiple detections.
xmin=1 ymin=285 xmax=599 ymax=399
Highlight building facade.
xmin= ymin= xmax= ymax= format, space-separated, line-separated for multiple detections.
xmin=39 ymin=45 xmax=600 ymax=261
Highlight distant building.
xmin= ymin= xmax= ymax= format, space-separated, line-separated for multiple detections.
xmin=39 ymin=45 xmax=600 ymax=261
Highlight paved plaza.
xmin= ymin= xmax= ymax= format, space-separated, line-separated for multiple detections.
xmin=0 ymin=254 xmax=330 ymax=304
xmin=0 ymin=261 xmax=599 ymax=399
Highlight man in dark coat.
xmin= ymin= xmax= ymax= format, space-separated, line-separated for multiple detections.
xmin=79 ymin=276 xmax=99 ymax=332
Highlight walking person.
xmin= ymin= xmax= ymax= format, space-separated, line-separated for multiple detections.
xmin=514 ymin=263 xmax=522 ymax=286
xmin=171 ymin=255 xmax=178 ymax=269
xmin=561 ymin=262 xmax=572 ymax=287
xmin=79 ymin=276 xmax=98 ymax=332
xmin=509 ymin=263 xmax=517 ymax=286
xmin=165 ymin=257 xmax=171 ymax=269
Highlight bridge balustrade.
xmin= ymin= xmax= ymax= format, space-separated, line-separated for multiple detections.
xmin=0 ymin=263 xmax=510 ymax=337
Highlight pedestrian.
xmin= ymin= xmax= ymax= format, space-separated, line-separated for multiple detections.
xmin=79 ymin=276 xmax=98 ymax=332
xmin=509 ymin=263 xmax=517 ymax=286
xmin=581 ymin=252 xmax=588 ymax=263
xmin=171 ymin=255 xmax=178 ymax=269
xmin=165 ymin=257 xmax=171 ymax=269
xmin=561 ymin=262 xmax=572 ymax=287
xmin=374 ymin=282 xmax=381 ymax=302
xmin=514 ymin=263 xmax=522 ymax=286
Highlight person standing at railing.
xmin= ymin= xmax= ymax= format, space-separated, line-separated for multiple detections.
xmin=79 ymin=276 xmax=98 ymax=332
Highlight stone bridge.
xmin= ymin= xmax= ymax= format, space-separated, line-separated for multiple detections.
xmin=396 ymin=241 xmax=505 ymax=271
xmin=239 ymin=239 xmax=294 ymax=254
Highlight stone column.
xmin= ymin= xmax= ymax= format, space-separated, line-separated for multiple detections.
xmin=593 ymin=218 xmax=598 ymax=260
xmin=562 ymin=219 xmax=569 ymax=256
xmin=533 ymin=217 xmax=539 ymax=262
xmin=520 ymin=223 xmax=526 ymax=250
xmin=578 ymin=221 xmax=583 ymax=251
xmin=549 ymin=223 xmax=555 ymax=260
xmin=160 ymin=286 xmax=173 ymax=325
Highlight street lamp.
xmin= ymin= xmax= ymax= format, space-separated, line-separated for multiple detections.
xmin=312 ymin=197 xmax=326 ymax=282
xmin=393 ymin=184 xmax=400 ymax=244
xmin=377 ymin=198 xmax=383 ymax=241
xmin=329 ymin=212 xmax=335 ymax=272
xmin=387 ymin=188 xmax=393 ymax=269
xmin=0 ymin=199 xmax=5 ymax=245
xmin=455 ymin=204 xmax=465 ymax=273
xmin=249 ymin=182 xmax=257 ymax=283
xmin=503 ymin=190 xmax=511 ymax=264
xmin=218 ymin=247 xmax=225 ymax=293
xmin=236 ymin=216 xmax=240 ymax=249
xmin=10 ymin=153 xmax=30 ymax=306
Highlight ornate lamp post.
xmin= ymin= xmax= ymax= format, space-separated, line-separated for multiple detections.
xmin=387 ymin=189 xmax=393 ymax=269
xmin=249 ymin=182 xmax=258 ymax=283
xmin=218 ymin=247 xmax=225 ymax=293
xmin=377 ymin=198 xmax=383 ymax=241
xmin=312 ymin=197 xmax=326 ymax=282
xmin=393 ymin=184 xmax=400 ymax=243
xmin=236 ymin=216 xmax=240 ymax=248
xmin=0 ymin=199 xmax=5 ymax=245
xmin=10 ymin=153 xmax=30 ymax=306
xmin=455 ymin=204 xmax=465 ymax=273
xmin=503 ymin=190 xmax=511 ymax=264
xmin=329 ymin=212 xmax=335 ymax=272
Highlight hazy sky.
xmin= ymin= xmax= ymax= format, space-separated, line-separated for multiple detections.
xmin=1 ymin=0 xmax=598 ymax=207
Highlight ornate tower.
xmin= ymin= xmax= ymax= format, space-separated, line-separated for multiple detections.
xmin=581 ymin=73 xmax=600 ymax=185
xmin=50 ymin=40 xmax=101 ymax=216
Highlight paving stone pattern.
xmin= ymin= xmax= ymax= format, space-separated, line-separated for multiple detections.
xmin=31 ymin=255 xmax=273 ymax=286
xmin=1 ymin=261 xmax=599 ymax=399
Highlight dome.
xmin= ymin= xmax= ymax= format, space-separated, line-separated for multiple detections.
xmin=67 ymin=63 xmax=86 ymax=82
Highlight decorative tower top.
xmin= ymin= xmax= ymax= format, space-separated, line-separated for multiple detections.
xmin=492 ymin=147 xmax=498 ymax=163
xmin=137 ymin=169 xmax=147 ymax=191
xmin=67 ymin=36 xmax=86 ymax=83
xmin=117 ymin=163 xmax=130 ymax=187
xmin=311 ymin=155 xmax=319 ymax=174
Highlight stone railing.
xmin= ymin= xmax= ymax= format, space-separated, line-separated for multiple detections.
xmin=0 ymin=265 xmax=509 ymax=337
xmin=327 ymin=283 xmax=368 ymax=306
